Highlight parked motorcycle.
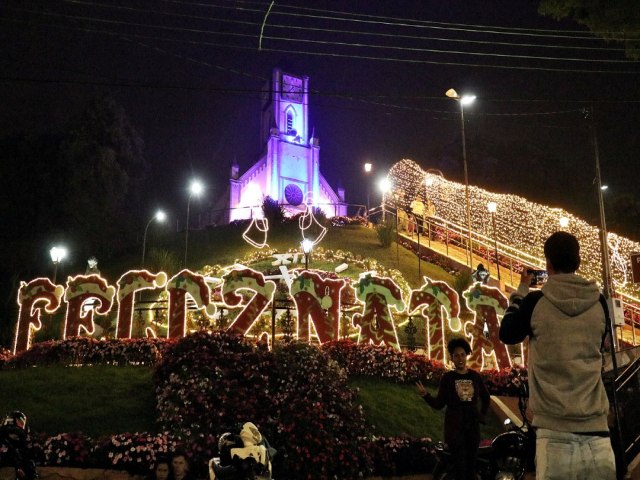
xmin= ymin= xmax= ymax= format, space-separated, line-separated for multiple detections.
xmin=0 ymin=411 xmax=38 ymax=480
xmin=431 ymin=380 xmax=535 ymax=480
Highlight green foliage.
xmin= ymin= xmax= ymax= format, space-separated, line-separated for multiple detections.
xmin=146 ymin=247 xmax=181 ymax=275
xmin=538 ymin=0 xmax=640 ymax=58
xmin=261 ymin=196 xmax=286 ymax=225
xmin=452 ymin=270 xmax=473 ymax=300
xmin=375 ymin=217 xmax=397 ymax=248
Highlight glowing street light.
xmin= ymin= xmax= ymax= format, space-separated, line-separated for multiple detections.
xmin=50 ymin=245 xmax=68 ymax=284
xmin=364 ymin=162 xmax=372 ymax=215
xmin=487 ymin=202 xmax=501 ymax=281
xmin=142 ymin=210 xmax=167 ymax=266
xmin=302 ymin=238 xmax=313 ymax=269
xmin=184 ymin=179 xmax=204 ymax=268
xmin=379 ymin=177 xmax=392 ymax=222
xmin=446 ymin=88 xmax=476 ymax=266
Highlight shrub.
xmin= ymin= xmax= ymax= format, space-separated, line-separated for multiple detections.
xmin=93 ymin=432 xmax=181 ymax=474
xmin=147 ymin=248 xmax=181 ymax=276
xmin=375 ymin=217 xmax=396 ymax=248
xmin=262 ymin=196 xmax=285 ymax=225
xmin=43 ymin=432 xmax=94 ymax=468
xmin=8 ymin=337 xmax=173 ymax=368
xmin=154 ymin=333 xmax=374 ymax=479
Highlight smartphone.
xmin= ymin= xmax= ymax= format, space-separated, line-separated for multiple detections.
xmin=527 ymin=269 xmax=548 ymax=287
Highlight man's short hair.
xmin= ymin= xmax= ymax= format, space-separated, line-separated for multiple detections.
xmin=544 ymin=231 xmax=581 ymax=273
xmin=447 ymin=337 xmax=471 ymax=355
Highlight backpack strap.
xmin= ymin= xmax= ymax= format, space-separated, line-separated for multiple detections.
xmin=598 ymin=294 xmax=612 ymax=353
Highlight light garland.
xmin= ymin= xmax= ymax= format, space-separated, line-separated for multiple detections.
xmin=386 ymin=159 xmax=640 ymax=306
xmin=299 ymin=195 xmax=327 ymax=248
xmin=63 ymin=274 xmax=116 ymax=339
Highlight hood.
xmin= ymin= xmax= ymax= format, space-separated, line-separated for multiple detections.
xmin=540 ymin=273 xmax=601 ymax=317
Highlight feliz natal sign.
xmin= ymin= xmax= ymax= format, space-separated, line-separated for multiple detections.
xmin=13 ymin=259 xmax=519 ymax=370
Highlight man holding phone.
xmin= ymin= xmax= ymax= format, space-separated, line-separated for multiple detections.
xmin=499 ymin=231 xmax=616 ymax=479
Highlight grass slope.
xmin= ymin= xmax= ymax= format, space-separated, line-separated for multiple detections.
xmin=0 ymin=367 xmax=503 ymax=441
xmin=0 ymin=366 xmax=157 ymax=437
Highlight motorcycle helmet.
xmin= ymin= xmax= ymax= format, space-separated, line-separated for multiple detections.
xmin=2 ymin=411 xmax=27 ymax=431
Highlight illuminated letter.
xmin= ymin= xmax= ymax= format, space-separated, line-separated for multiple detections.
xmin=115 ymin=270 xmax=168 ymax=339
xmin=14 ymin=279 xmax=64 ymax=354
xmin=462 ymin=283 xmax=510 ymax=370
xmin=166 ymin=270 xmax=216 ymax=339
xmin=352 ymin=273 xmax=404 ymax=351
xmin=64 ymin=275 xmax=116 ymax=339
xmin=408 ymin=277 xmax=460 ymax=362
xmin=290 ymin=271 xmax=346 ymax=343
xmin=221 ymin=267 xmax=276 ymax=336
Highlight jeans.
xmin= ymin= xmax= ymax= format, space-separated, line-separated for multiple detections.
xmin=536 ymin=428 xmax=616 ymax=480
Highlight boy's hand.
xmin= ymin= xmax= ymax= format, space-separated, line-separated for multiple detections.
xmin=416 ymin=381 xmax=427 ymax=397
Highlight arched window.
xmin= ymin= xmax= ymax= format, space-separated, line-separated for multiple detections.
xmin=285 ymin=108 xmax=296 ymax=136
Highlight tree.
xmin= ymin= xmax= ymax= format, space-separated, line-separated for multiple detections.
xmin=58 ymin=95 xmax=148 ymax=259
xmin=539 ymin=0 xmax=640 ymax=58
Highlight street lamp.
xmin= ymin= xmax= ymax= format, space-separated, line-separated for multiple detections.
xmin=379 ymin=177 xmax=392 ymax=222
xmin=487 ymin=202 xmax=501 ymax=281
xmin=364 ymin=162 xmax=372 ymax=216
xmin=142 ymin=210 xmax=167 ymax=266
xmin=184 ymin=180 xmax=204 ymax=268
xmin=446 ymin=88 xmax=476 ymax=267
xmin=50 ymin=245 xmax=68 ymax=284
xmin=302 ymin=239 xmax=313 ymax=269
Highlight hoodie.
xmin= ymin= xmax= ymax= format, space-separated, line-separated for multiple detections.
xmin=499 ymin=273 xmax=610 ymax=433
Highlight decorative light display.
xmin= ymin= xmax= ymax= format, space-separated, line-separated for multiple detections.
xmin=386 ymin=159 xmax=640 ymax=306
xmin=115 ymin=270 xmax=168 ymax=339
xmin=166 ymin=270 xmax=217 ymax=339
xmin=242 ymin=210 xmax=270 ymax=249
xmin=290 ymin=270 xmax=347 ymax=343
xmin=221 ymin=267 xmax=277 ymax=336
xmin=14 ymin=278 xmax=64 ymax=354
xmin=299 ymin=195 xmax=327 ymax=248
xmin=351 ymin=273 xmax=405 ymax=351
xmin=408 ymin=277 xmax=460 ymax=363
xmin=462 ymin=282 xmax=511 ymax=371
xmin=63 ymin=275 xmax=116 ymax=339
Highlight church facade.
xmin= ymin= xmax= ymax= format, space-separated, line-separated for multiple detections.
xmin=227 ymin=68 xmax=346 ymax=222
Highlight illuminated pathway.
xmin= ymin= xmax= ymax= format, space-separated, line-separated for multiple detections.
xmin=385 ymin=159 xmax=640 ymax=347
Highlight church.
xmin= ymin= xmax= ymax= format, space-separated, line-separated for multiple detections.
xmin=226 ymin=68 xmax=346 ymax=223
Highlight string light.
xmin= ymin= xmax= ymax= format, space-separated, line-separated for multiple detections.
xmin=387 ymin=159 xmax=640 ymax=306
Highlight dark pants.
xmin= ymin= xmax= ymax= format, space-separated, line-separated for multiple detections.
xmin=448 ymin=429 xmax=480 ymax=480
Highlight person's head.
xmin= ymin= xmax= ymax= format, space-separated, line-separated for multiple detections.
xmin=544 ymin=231 xmax=580 ymax=274
xmin=153 ymin=457 xmax=171 ymax=480
xmin=447 ymin=337 xmax=471 ymax=372
xmin=476 ymin=263 xmax=485 ymax=271
xmin=171 ymin=451 xmax=189 ymax=479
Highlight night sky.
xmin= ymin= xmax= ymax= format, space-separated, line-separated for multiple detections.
xmin=2 ymin=0 xmax=640 ymax=228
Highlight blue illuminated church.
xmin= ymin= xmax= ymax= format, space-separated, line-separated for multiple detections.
xmin=226 ymin=68 xmax=346 ymax=222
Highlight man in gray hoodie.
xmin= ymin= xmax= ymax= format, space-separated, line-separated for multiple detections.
xmin=499 ymin=231 xmax=616 ymax=479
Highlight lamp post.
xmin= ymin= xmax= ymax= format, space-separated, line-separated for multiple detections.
xmin=379 ymin=177 xmax=392 ymax=222
xmin=184 ymin=180 xmax=204 ymax=268
xmin=364 ymin=162 xmax=372 ymax=216
xmin=142 ymin=210 xmax=167 ymax=266
xmin=302 ymin=239 xmax=313 ymax=269
xmin=446 ymin=88 xmax=476 ymax=267
xmin=487 ymin=202 xmax=501 ymax=281
xmin=50 ymin=245 xmax=68 ymax=284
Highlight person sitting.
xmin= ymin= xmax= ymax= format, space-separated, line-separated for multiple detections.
xmin=147 ymin=456 xmax=172 ymax=480
xmin=171 ymin=450 xmax=194 ymax=480
xmin=472 ymin=263 xmax=490 ymax=284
